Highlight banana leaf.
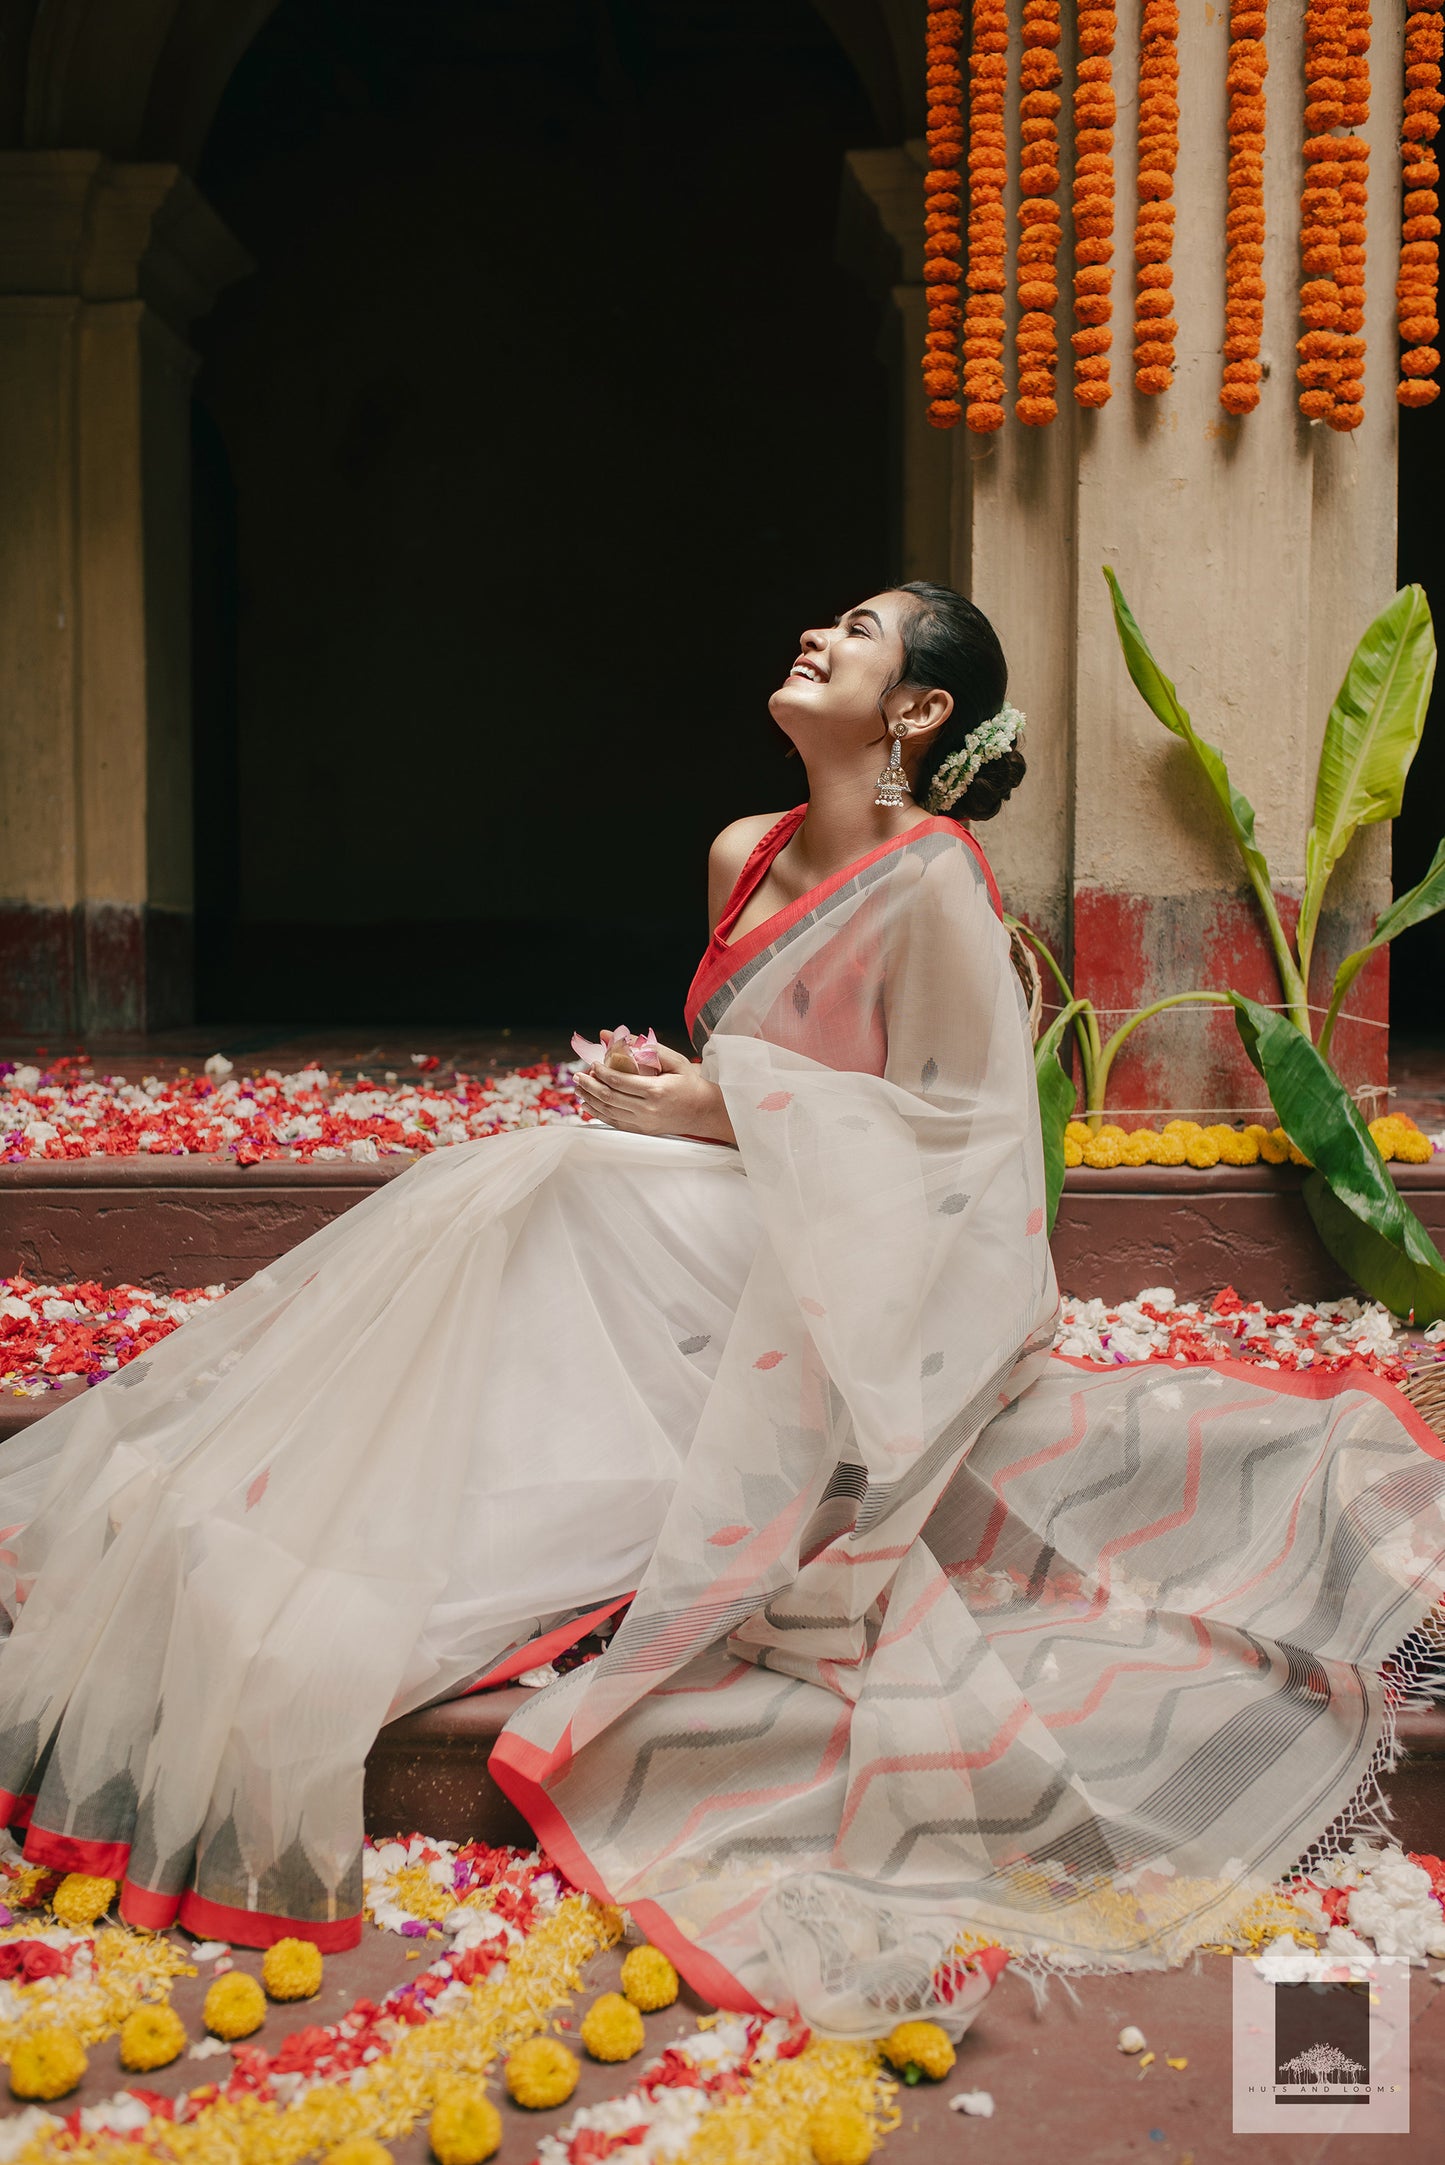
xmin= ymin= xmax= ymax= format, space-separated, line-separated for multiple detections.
xmin=1231 ymin=991 xmax=1445 ymax=1323
xmin=1318 ymin=837 xmax=1445 ymax=1059
xmin=1104 ymin=569 xmax=1302 ymax=1011
xmin=1299 ymin=585 xmax=1436 ymax=975
xmin=1035 ymin=1000 xmax=1085 ymax=1234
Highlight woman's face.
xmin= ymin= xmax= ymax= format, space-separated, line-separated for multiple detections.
xmin=768 ymin=591 xmax=948 ymax=757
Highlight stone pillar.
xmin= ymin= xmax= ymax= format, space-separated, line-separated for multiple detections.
xmin=0 ymin=152 xmax=250 ymax=1037
xmin=845 ymin=2 xmax=1404 ymax=1115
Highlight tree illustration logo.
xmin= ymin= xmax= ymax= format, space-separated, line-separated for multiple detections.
xmin=1273 ymin=1982 xmax=1371 ymax=2105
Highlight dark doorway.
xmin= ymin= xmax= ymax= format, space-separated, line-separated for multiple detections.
xmin=191 ymin=0 xmax=889 ymax=1038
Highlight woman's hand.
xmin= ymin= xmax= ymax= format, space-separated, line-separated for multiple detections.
xmin=574 ymin=1042 xmax=736 ymax=1144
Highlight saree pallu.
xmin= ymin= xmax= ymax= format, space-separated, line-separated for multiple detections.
xmin=492 ymin=814 xmax=1445 ymax=2029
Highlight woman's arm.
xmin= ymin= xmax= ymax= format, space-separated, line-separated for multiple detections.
xmin=707 ymin=813 xmax=782 ymax=932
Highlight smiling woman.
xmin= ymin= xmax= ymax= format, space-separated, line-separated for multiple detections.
xmin=2 ymin=578 xmax=1443 ymax=2036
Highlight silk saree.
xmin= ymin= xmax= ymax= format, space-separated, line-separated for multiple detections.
xmin=0 ymin=808 xmax=1441 ymax=2029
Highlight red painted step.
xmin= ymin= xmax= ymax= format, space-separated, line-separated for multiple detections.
xmin=4 ymin=1152 xmax=1444 ymax=1304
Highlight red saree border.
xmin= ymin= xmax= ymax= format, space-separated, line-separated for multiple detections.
xmin=0 ymin=1790 xmax=35 ymax=1831
xmin=15 ymin=1813 xmax=363 ymax=1948
xmin=117 ymin=1880 xmax=359 ymax=1950
xmin=22 ymin=1823 xmax=130 ymax=1879
xmin=684 ymin=810 xmax=1002 ymax=1040
xmin=461 ymin=1594 xmax=634 ymax=1696
xmin=488 ymin=1730 xmax=767 ymax=2015
xmin=1050 ymin=1348 xmax=1445 ymax=1462
xmin=176 ymin=1889 xmax=362 ymax=1951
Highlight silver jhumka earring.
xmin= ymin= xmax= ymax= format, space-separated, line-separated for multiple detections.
xmin=874 ymin=721 xmax=911 ymax=809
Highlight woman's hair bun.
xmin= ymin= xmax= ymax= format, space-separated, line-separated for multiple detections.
xmin=890 ymin=580 xmax=1025 ymax=822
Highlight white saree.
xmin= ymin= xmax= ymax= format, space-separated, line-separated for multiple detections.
xmin=0 ymin=809 xmax=1442 ymax=2022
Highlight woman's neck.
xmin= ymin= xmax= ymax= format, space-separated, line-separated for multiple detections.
xmin=790 ymin=758 xmax=934 ymax=877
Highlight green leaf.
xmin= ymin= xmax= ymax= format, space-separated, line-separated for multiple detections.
xmin=1104 ymin=569 xmax=1306 ymax=1022
xmin=1231 ymin=992 xmax=1445 ymax=1322
xmin=1034 ymin=1001 xmax=1083 ymax=1235
xmin=1300 ymin=585 xmax=1437 ymax=971
xmin=1104 ymin=566 xmax=1276 ymax=911
xmin=1319 ymin=838 xmax=1445 ymax=1059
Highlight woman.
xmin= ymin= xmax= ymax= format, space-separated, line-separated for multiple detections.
xmin=0 ymin=583 xmax=1441 ymax=2033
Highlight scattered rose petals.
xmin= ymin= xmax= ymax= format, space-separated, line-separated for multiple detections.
xmin=0 ymin=1055 xmax=585 ymax=1170
xmin=1056 ymin=1285 xmax=1416 ymax=1387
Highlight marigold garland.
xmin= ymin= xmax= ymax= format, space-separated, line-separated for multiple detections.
xmin=1073 ymin=2 xmax=1117 ymax=408
xmin=1134 ymin=0 xmax=1180 ymax=394
xmin=1330 ymin=0 xmax=1372 ymax=430
xmin=921 ymin=4 xmax=968 ymax=428
xmin=1399 ymin=0 xmax=1444 ymax=405
xmin=1298 ymin=0 xmax=1349 ymax=420
xmin=1015 ymin=0 xmax=1064 ymax=423
xmin=963 ymin=0 xmax=1009 ymax=431
xmin=1220 ymin=3 xmax=1268 ymax=414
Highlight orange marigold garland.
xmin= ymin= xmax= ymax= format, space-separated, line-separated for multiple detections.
xmin=922 ymin=4 xmax=967 ymax=428
xmin=1329 ymin=0 xmax=1371 ymax=431
xmin=1398 ymin=0 xmax=1444 ymax=407
xmin=1297 ymin=0 xmax=1348 ymax=421
xmin=1220 ymin=3 xmax=1268 ymax=415
xmin=1134 ymin=0 xmax=1180 ymax=394
xmin=1016 ymin=0 xmax=1064 ymax=423
xmin=1072 ymin=2 xmax=1117 ymax=409
xmin=963 ymin=0 xmax=1009 ymax=431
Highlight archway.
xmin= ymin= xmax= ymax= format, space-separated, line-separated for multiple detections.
xmin=189 ymin=0 xmax=892 ymax=1035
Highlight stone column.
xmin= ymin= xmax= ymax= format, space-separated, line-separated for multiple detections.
xmin=845 ymin=2 xmax=1404 ymax=1114
xmin=0 ymin=152 xmax=250 ymax=1036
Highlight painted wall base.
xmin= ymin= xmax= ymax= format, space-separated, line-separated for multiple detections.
xmin=0 ymin=903 xmax=192 ymax=1035
xmin=1068 ymin=887 xmax=1389 ymax=1118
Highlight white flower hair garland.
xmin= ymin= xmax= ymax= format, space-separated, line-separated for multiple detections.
xmin=924 ymin=700 xmax=1025 ymax=814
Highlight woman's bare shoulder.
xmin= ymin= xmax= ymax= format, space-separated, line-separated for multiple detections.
xmin=707 ymin=813 xmax=786 ymax=929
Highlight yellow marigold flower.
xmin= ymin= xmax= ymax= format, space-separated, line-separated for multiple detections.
xmin=51 ymin=1872 xmax=116 ymax=1931
xmin=504 ymin=2034 xmax=579 ymax=2109
xmin=1082 ymin=1133 xmax=1124 ymax=1168
xmin=1098 ymin=1124 xmax=1129 ymax=1143
xmin=808 ymin=2099 xmax=876 ymax=2164
xmin=1150 ymin=1131 xmax=1188 ymax=1166
xmin=322 ymin=2142 xmax=392 ymax=2165
xmin=1205 ymin=1124 xmax=1234 ymax=1146
xmin=579 ymin=1991 xmax=645 ymax=2063
xmin=1258 ymin=1127 xmax=1290 ymax=1164
xmin=1162 ymin=1119 xmax=1201 ymax=1137
xmin=1064 ymin=1119 xmax=1090 ymax=1145
xmin=262 ymin=1936 xmax=324 ymax=2001
xmin=203 ymin=1969 xmax=266 ymax=2040
xmin=1285 ymin=1139 xmax=1312 ymax=1166
xmin=9 ymin=2028 xmax=88 ymax=2101
xmin=1369 ymin=1116 xmax=1403 ymax=1154
xmin=1185 ymin=1133 xmax=1221 ymax=1168
xmin=119 ymin=2003 xmax=187 ymax=2072
xmin=1122 ymin=1129 xmax=1158 ymax=1166
xmin=619 ymin=1943 xmax=679 ymax=2011
xmin=1218 ymin=1129 xmax=1260 ymax=1165
xmin=1243 ymin=1123 xmax=1270 ymax=1146
xmin=429 ymin=2086 xmax=502 ymax=2165
xmin=882 ymin=2019 xmax=956 ymax=2083
xmin=1395 ymin=1130 xmax=1435 ymax=1163
xmin=1063 ymin=1137 xmax=1084 ymax=1168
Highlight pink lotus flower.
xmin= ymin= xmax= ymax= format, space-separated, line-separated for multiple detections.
xmin=569 ymin=1026 xmax=663 ymax=1075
